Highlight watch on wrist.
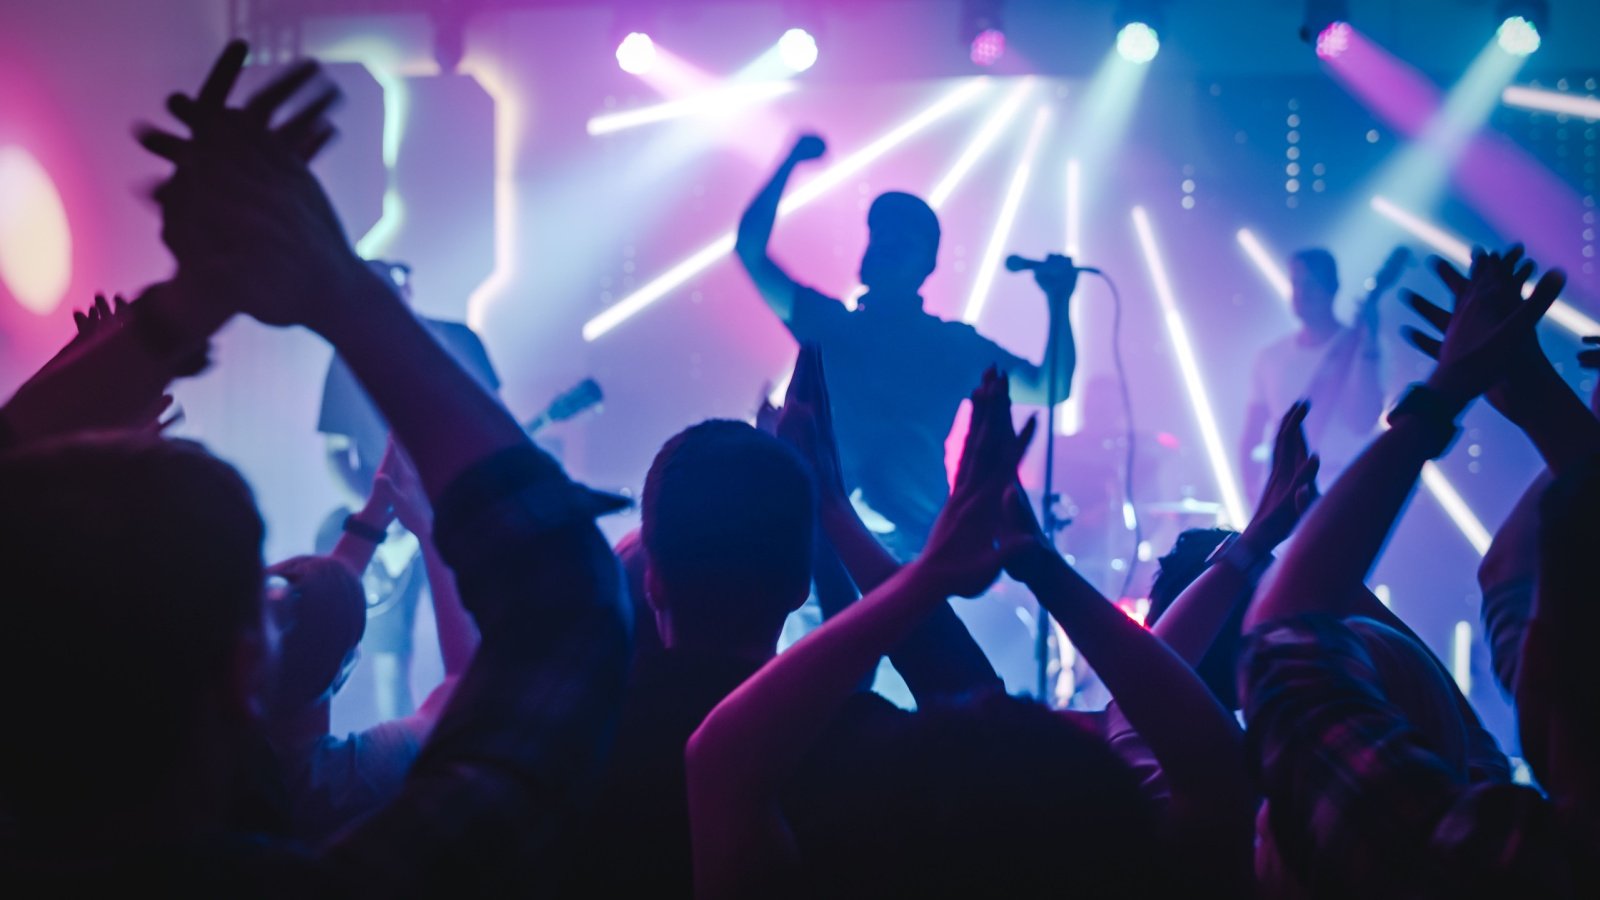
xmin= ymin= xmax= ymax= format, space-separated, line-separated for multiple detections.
xmin=1205 ymin=533 xmax=1274 ymax=582
xmin=342 ymin=515 xmax=388 ymax=543
xmin=1386 ymin=383 xmax=1462 ymax=459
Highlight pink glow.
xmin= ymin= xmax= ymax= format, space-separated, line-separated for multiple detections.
xmin=1315 ymin=22 xmax=1351 ymax=60
xmin=970 ymin=29 xmax=1006 ymax=67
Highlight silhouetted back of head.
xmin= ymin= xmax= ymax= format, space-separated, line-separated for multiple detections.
xmin=262 ymin=555 xmax=366 ymax=720
xmin=0 ymin=434 xmax=264 ymax=823
xmin=861 ymin=192 xmax=940 ymax=296
xmin=1289 ymin=248 xmax=1339 ymax=296
xmin=796 ymin=694 xmax=1164 ymax=897
xmin=641 ymin=420 xmax=815 ymax=650
xmin=1146 ymin=528 xmax=1239 ymax=708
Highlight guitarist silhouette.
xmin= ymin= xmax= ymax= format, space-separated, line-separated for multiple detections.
xmin=1239 ymin=247 xmax=1410 ymax=501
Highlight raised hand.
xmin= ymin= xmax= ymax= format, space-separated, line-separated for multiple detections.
xmin=1031 ymin=254 xmax=1080 ymax=301
xmin=774 ymin=343 xmax=848 ymax=503
xmin=919 ymin=369 xmax=1037 ymax=597
xmin=71 ymin=293 xmax=131 ymax=341
xmin=374 ymin=438 xmax=432 ymax=536
xmin=788 ymin=133 xmax=826 ymax=163
xmin=1400 ymin=246 xmax=1565 ymax=407
xmin=1243 ymin=400 xmax=1321 ymax=550
xmin=1579 ymin=336 xmax=1600 ymax=418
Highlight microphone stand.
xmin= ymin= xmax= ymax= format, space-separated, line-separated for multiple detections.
xmin=1035 ymin=286 xmax=1069 ymax=705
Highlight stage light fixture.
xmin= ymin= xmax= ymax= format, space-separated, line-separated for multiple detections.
xmin=962 ymin=0 xmax=1007 ymax=67
xmin=616 ymin=31 xmax=657 ymax=75
xmin=1496 ymin=12 xmax=1543 ymax=57
xmin=778 ymin=28 xmax=819 ymax=73
xmin=1300 ymin=0 xmax=1351 ymax=51
xmin=1114 ymin=2 xmax=1164 ymax=65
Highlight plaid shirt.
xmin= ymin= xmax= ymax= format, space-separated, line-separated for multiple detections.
xmin=326 ymin=444 xmax=631 ymax=894
xmin=1242 ymin=615 xmax=1581 ymax=899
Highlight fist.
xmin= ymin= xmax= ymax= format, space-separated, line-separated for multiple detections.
xmin=1032 ymin=254 xmax=1080 ymax=299
xmin=790 ymin=134 xmax=826 ymax=163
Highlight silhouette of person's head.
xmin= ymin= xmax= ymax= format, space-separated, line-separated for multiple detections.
xmin=860 ymin=192 xmax=940 ymax=305
xmin=260 ymin=555 xmax=366 ymax=722
xmin=0 ymin=434 xmax=265 ymax=828
xmin=641 ymin=420 xmax=815 ymax=659
xmin=1145 ymin=528 xmax=1240 ymax=709
xmin=799 ymin=693 xmax=1163 ymax=897
xmin=1288 ymin=248 xmax=1340 ymax=333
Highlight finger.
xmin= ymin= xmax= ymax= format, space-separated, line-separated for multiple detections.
xmin=135 ymin=125 xmax=189 ymax=162
xmin=1402 ymin=289 xmax=1452 ymax=333
xmin=73 ymin=310 xmax=89 ymax=332
xmin=166 ymin=92 xmax=202 ymax=126
xmin=1430 ymin=256 xmax=1469 ymax=297
xmin=1516 ymin=268 xmax=1566 ymax=326
xmin=1577 ymin=348 xmax=1600 ymax=370
xmin=113 ymin=294 xmax=130 ymax=313
xmin=196 ymin=40 xmax=250 ymax=111
xmin=244 ymin=59 xmax=320 ymax=123
xmin=1296 ymin=454 xmax=1321 ymax=490
xmin=296 ymin=124 xmax=338 ymax=162
xmin=275 ymin=85 xmax=341 ymax=147
xmin=1402 ymin=326 xmax=1442 ymax=360
xmin=1583 ymin=335 xmax=1600 ymax=346
xmin=94 ymin=293 xmax=112 ymax=319
xmin=1009 ymin=416 xmax=1039 ymax=470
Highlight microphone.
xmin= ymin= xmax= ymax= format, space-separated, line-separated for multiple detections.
xmin=1005 ymin=254 xmax=1101 ymax=276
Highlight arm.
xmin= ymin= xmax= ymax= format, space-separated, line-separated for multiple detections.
xmin=735 ymin=136 xmax=824 ymax=323
xmin=379 ymin=440 xmax=479 ymax=677
xmin=689 ymin=369 xmax=1031 ymax=899
xmin=777 ymin=344 xmax=1002 ymax=700
xmin=1156 ymin=401 xmax=1318 ymax=665
xmin=1247 ymin=247 xmax=1565 ymax=632
xmin=151 ymin=44 xmax=631 ymax=891
xmin=1007 ymin=256 xmax=1079 ymax=406
xmin=328 ymin=477 xmax=396 ymax=576
xmin=1475 ymin=470 xmax=1549 ymax=696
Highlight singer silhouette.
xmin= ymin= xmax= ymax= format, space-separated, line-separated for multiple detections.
xmin=735 ymin=134 xmax=1080 ymax=557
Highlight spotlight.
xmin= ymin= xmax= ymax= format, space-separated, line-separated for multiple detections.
xmin=961 ymin=0 xmax=1006 ymax=67
xmin=1496 ymin=2 xmax=1544 ymax=58
xmin=1299 ymin=0 xmax=1351 ymax=49
xmin=970 ymin=28 xmax=1006 ymax=67
xmin=1315 ymin=21 xmax=1352 ymax=60
xmin=778 ymin=27 xmax=819 ymax=72
xmin=1114 ymin=1 xmax=1164 ymax=65
xmin=1116 ymin=23 xmax=1160 ymax=64
xmin=616 ymin=31 xmax=656 ymax=75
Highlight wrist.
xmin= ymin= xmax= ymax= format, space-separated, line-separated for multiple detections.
xmin=305 ymin=264 xmax=400 ymax=344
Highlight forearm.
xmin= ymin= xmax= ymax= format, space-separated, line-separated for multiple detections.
xmin=1027 ymin=558 xmax=1244 ymax=795
xmin=1500 ymin=368 xmax=1600 ymax=477
xmin=421 ymin=535 xmax=479 ymax=676
xmin=818 ymin=498 xmax=1002 ymax=698
xmin=736 ymin=158 xmax=797 ymax=255
xmin=1477 ymin=471 xmax=1549 ymax=694
xmin=1008 ymin=298 xmax=1077 ymax=406
xmin=1245 ymin=414 xmax=1442 ymax=631
xmin=311 ymin=276 xmax=528 ymax=499
xmin=1150 ymin=548 xmax=1256 ymax=666
xmin=329 ymin=492 xmax=395 ymax=575
xmin=1 ymin=279 xmax=224 ymax=444
xmin=690 ymin=561 xmax=947 ymax=797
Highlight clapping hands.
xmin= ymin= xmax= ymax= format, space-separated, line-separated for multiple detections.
xmin=138 ymin=41 xmax=378 ymax=331
xmin=774 ymin=343 xmax=848 ymax=504
xmin=1243 ymin=401 xmax=1320 ymax=550
xmin=918 ymin=369 xmax=1038 ymax=597
xmin=1401 ymin=245 xmax=1565 ymax=410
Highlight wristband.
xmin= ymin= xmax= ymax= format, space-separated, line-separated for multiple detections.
xmin=1386 ymin=383 xmax=1462 ymax=459
xmin=343 ymin=515 xmax=388 ymax=543
xmin=1205 ymin=533 xmax=1274 ymax=582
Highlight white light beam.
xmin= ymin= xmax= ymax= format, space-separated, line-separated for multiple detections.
xmin=963 ymin=104 xmax=1052 ymax=324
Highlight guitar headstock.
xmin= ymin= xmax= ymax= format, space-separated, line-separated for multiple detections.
xmin=1372 ymin=246 xmax=1413 ymax=295
xmin=546 ymin=378 xmax=604 ymax=423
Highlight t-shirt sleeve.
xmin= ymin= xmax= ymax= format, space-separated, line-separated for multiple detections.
xmin=318 ymin=354 xmax=387 ymax=451
xmin=785 ymin=285 xmax=851 ymax=345
xmin=949 ymin=322 xmax=1030 ymax=384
